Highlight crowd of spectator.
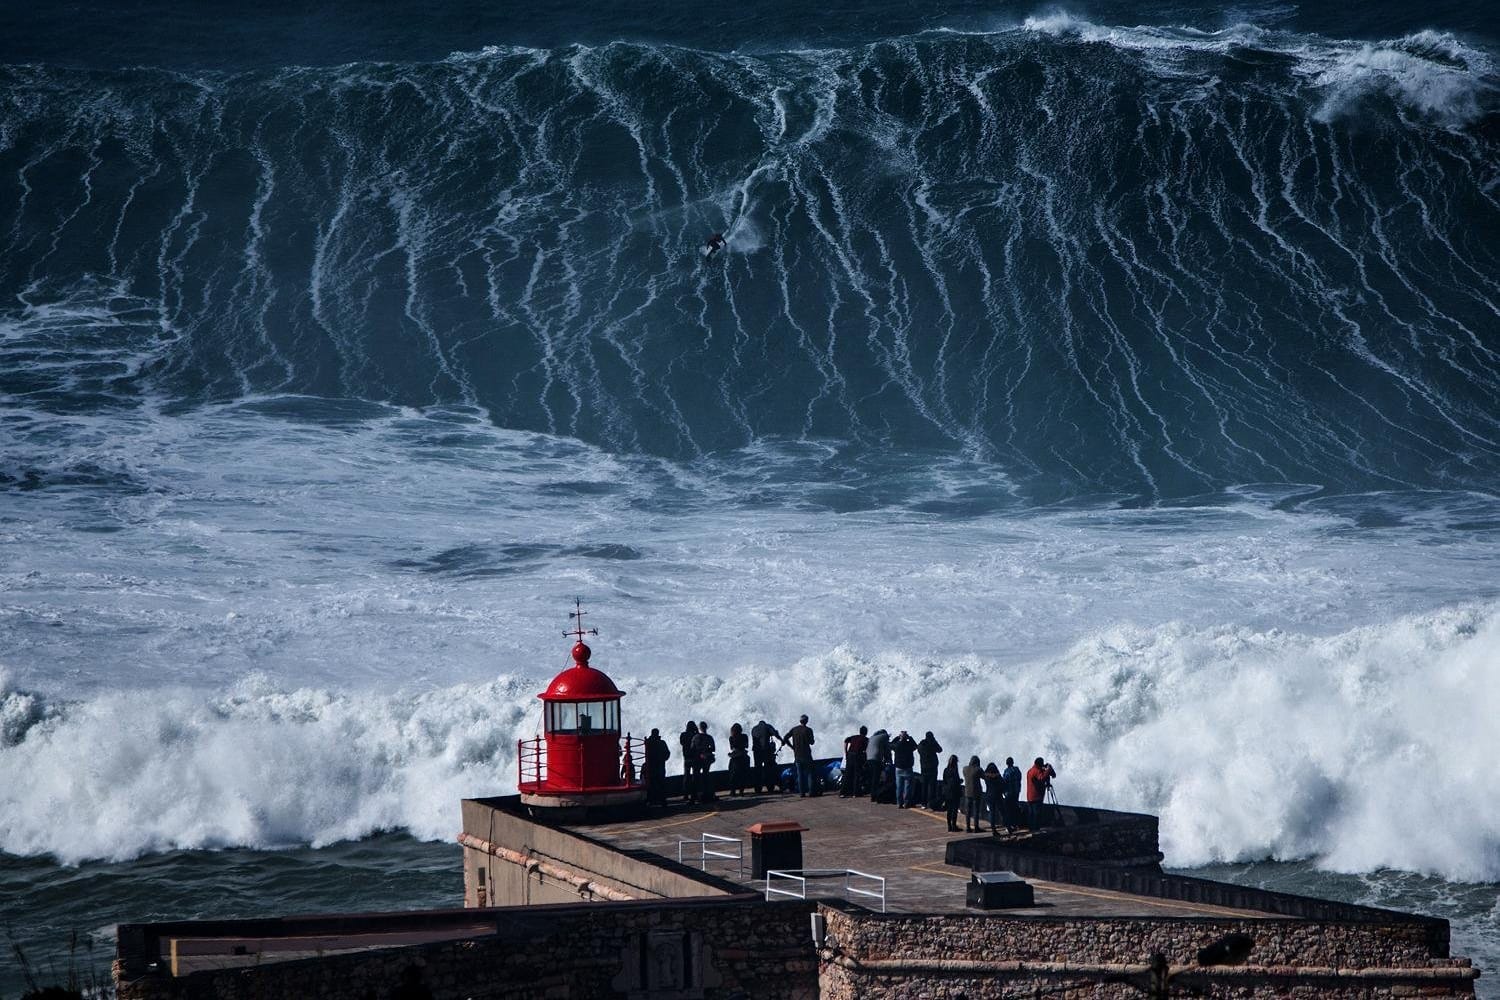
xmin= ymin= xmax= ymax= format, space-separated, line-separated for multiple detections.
xmin=633 ymin=715 xmax=1060 ymax=833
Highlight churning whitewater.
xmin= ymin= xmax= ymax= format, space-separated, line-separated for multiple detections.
xmin=2 ymin=4 xmax=1500 ymax=993
xmin=5 ymin=603 xmax=1500 ymax=878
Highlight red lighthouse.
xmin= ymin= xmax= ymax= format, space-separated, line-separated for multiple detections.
xmin=516 ymin=602 xmax=645 ymax=815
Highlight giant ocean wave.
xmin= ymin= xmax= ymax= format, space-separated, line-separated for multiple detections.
xmin=4 ymin=603 xmax=1499 ymax=879
xmin=3 ymin=19 xmax=1499 ymax=501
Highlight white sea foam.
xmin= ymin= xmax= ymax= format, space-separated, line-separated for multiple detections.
xmin=1020 ymin=14 xmax=1497 ymax=125
xmin=3 ymin=604 xmax=1498 ymax=878
xmin=1302 ymin=30 xmax=1498 ymax=124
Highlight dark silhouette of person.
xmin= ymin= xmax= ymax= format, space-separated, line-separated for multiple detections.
xmin=679 ymin=721 xmax=699 ymax=803
xmin=866 ymin=728 xmax=890 ymax=802
xmin=963 ymin=755 xmax=984 ymax=832
xmin=784 ymin=715 xmax=816 ymax=796
xmin=891 ymin=730 xmax=918 ymax=808
xmin=751 ymin=719 xmax=781 ymax=792
xmin=1000 ymin=756 xmax=1022 ymax=832
xmin=705 ymin=232 xmax=727 ymax=259
xmin=644 ymin=728 xmax=670 ymax=807
xmin=942 ymin=754 xmax=962 ymax=832
xmin=692 ymin=722 xmax=718 ymax=803
xmin=983 ymin=761 xmax=1003 ymax=832
xmin=728 ymin=722 xmax=751 ymax=795
xmin=842 ymin=726 xmax=869 ymax=797
xmin=917 ymin=731 xmax=943 ymax=808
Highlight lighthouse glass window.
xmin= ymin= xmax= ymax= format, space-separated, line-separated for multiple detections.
xmin=547 ymin=700 xmax=619 ymax=734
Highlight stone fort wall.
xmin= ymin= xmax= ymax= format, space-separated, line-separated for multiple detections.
xmin=817 ymin=902 xmax=1477 ymax=999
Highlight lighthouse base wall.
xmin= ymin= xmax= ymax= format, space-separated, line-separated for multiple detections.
xmin=460 ymin=796 xmax=738 ymax=908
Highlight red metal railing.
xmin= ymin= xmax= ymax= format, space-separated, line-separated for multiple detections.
xmin=518 ymin=735 xmax=548 ymax=788
xmin=517 ymin=735 xmax=644 ymax=791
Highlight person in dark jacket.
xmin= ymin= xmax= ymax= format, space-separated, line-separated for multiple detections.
xmin=784 ymin=715 xmax=816 ymax=797
xmin=942 ymin=754 xmax=962 ymax=831
xmin=691 ymin=722 xmax=718 ymax=803
xmin=1026 ymin=757 xmax=1057 ymax=830
xmin=842 ymin=726 xmax=869 ymax=797
xmin=643 ymin=728 xmax=671 ymax=807
xmin=680 ymin=721 xmax=700 ymax=803
xmin=983 ymin=761 xmax=1003 ymax=832
xmin=874 ymin=761 xmax=897 ymax=804
xmin=866 ymin=728 xmax=890 ymax=802
xmin=962 ymin=755 xmax=984 ymax=832
xmin=727 ymin=722 xmax=751 ymax=796
xmin=751 ymin=720 xmax=781 ymax=793
xmin=890 ymin=730 xmax=918 ymax=808
xmin=917 ymin=731 xmax=943 ymax=809
xmin=1000 ymin=756 xmax=1022 ymax=832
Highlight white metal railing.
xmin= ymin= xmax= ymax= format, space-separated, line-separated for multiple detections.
xmin=677 ymin=833 xmax=744 ymax=877
xmin=843 ymin=868 xmax=886 ymax=911
xmin=764 ymin=868 xmax=887 ymax=913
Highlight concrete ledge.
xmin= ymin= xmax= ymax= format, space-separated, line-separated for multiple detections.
xmin=950 ymin=838 xmax=1449 ymax=938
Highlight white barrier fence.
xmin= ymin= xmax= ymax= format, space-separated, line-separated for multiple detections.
xmin=677 ymin=832 xmax=744 ymax=877
xmin=764 ymin=868 xmax=887 ymax=913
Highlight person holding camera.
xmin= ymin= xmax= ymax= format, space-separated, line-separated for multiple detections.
xmin=890 ymin=730 xmax=918 ymax=808
xmin=750 ymin=719 xmax=781 ymax=793
xmin=917 ymin=731 xmax=944 ymax=809
xmin=1025 ymin=757 xmax=1057 ymax=830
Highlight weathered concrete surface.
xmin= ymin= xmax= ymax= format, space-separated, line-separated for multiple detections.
xmin=578 ymin=791 xmax=1266 ymax=918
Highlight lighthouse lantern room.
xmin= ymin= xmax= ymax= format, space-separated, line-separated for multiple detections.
xmin=516 ymin=602 xmax=645 ymax=814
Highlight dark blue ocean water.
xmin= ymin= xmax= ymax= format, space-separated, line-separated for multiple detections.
xmin=2 ymin=0 xmax=1498 ymax=994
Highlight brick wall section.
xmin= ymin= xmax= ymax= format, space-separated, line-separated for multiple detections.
xmin=816 ymin=904 xmax=1477 ymax=999
xmin=117 ymin=898 xmax=818 ymax=1000
xmin=820 ymin=963 xmax=1476 ymax=1000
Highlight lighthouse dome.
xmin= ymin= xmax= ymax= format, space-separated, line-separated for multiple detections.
xmin=539 ymin=641 xmax=626 ymax=700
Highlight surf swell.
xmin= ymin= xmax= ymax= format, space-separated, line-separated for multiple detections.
xmin=3 ymin=604 xmax=1498 ymax=878
xmin=2 ymin=21 xmax=1498 ymax=501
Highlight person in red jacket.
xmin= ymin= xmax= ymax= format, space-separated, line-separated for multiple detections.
xmin=1025 ymin=757 xmax=1057 ymax=830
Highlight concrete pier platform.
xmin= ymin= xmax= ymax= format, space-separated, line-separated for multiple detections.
xmin=572 ymin=790 xmax=1273 ymax=918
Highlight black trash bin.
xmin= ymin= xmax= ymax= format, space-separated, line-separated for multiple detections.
xmin=746 ymin=821 xmax=807 ymax=879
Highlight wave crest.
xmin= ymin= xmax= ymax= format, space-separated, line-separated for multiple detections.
xmin=4 ymin=605 xmax=1498 ymax=880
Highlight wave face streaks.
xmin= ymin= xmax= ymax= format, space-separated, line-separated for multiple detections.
xmin=3 ymin=21 xmax=1499 ymax=501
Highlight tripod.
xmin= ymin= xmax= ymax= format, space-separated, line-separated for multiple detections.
xmin=1044 ymin=780 xmax=1062 ymax=827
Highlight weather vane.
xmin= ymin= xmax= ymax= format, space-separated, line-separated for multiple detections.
xmin=564 ymin=597 xmax=599 ymax=644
